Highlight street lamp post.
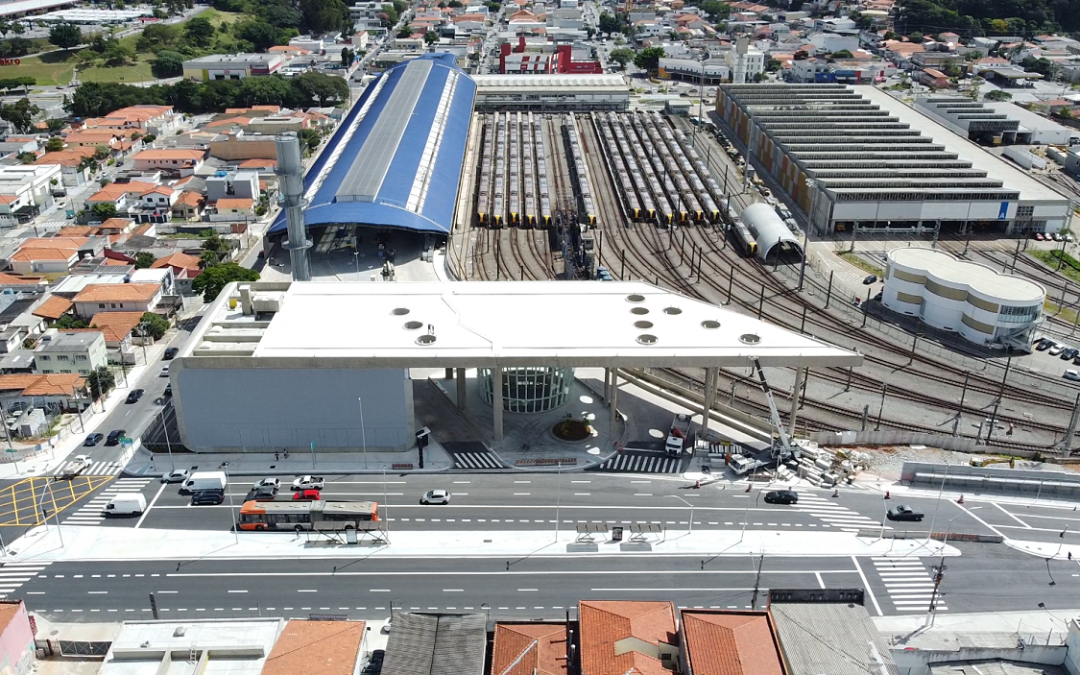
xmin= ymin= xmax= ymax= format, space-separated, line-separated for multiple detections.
xmin=222 ymin=462 xmax=238 ymax=544
xmin=160 ymin=405 xmax=174 ymax=470
xmin=926 ymin=508 xmax=980 ymax=627
xmin=925 ymin=462 xmax=951 ymax=543
xmin=670 ymin=495 xmax=695 ymax=534
xmin=358 ymin=397 xmax=368 ymax=470
xmin=739 ymin=489 xmax=761 ymax=543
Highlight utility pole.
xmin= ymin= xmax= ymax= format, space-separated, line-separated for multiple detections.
xmin=1059 ymin=392 xmax=1080 ymax=456
xmin=875 ymin=384 xmax=888 ymax=431
xmin=750 ymin=553 xmax=765 ymax=609
xmin=926 ymin=560 xmax=946 ymax=628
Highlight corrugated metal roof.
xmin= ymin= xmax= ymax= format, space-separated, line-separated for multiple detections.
xmin=383 ymin=612 xmax=486 ymax=675
xmin=269 ymin=53 xmax=476 ymax=236
xmin=769 ymin=603 xmax=900 ymax=675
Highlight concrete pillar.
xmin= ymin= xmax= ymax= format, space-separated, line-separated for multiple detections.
xmin=604 ymin=367 xmax=612 ymax=403
xmin=789 ymin=367 xmax=805 ymax=437
xmin=493 ymin=365 xmax=504 ymax=442
xmin=608 ymin=369 xmax=620 ymax=438
xmin=456 ymin=368 xmax=467 ymax=411
xmin=701 ymin=367 xmax=718 ymax=437
xmin=445 ymin=368 xmax=454 ymax=380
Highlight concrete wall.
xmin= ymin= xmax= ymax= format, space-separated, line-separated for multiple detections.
xmin=900 ymin=461 xmax=1080 ymax=498
xmin=173 ymin=365 xmax=416 ymax=452
xmin=0 ymin=602 xmax=35 ymax=675
xmin=892 ymin=645 xmax=1067 ymax=675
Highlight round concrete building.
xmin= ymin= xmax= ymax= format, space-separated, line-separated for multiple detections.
xmin=882 ymin=248 xmax=1044 ymax=348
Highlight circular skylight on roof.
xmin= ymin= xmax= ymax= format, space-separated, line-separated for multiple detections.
xmin=391 ymin=308 xmax=410 ymax=316
xmin=404 ymin=321 xmax=423 ymax=330
xmin=634 ymin=320 xmax=653 ymax=329
xmin=702 ymin=320 xmax=721 ymax=329
xmin=740 ymin=333 xmax=761 ymax=345
xmin=626 ymin=294 xmax=646 ymax=303
xmin=416 ymin=334 xmax=437 ymax=346
xmin=664 ymin=307 xmax=682 ymax=315
xmin=630 ymin=307 xmax=649 ymax=315
xmin=637 ymin=334 xmax=658 ymax=345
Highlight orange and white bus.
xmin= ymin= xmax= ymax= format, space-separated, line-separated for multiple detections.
xmin=238 ymin=500 xmax=379 ymax=531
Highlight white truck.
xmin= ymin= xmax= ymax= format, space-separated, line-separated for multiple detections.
xmin=102 ymin=493 xmax=146 ymax=516
xmin=729 ymin=454 xmax=767 ymax=476
xmin=180 ymin=471 xmax=228 ymax=494
xmin=54 ymin=455 xmax=91 ymax=480
xmin=665 ymin=414 xmax=693 ymax=457
xmin=292 ymin=475 xmax=325 ymax=491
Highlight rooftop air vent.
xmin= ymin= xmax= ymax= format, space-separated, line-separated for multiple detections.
xmin=404 ymin=321 xmax=422 ymax=330
xmin=637 ymin=334 xmax=658 ymax=345
xmin=626 ymin=294 xmax=645 ymax=303
xmin=631 ymin=307 xmax=649 ymax=315
xmin=416 ymin=334 xmax=437 ymax=346
xmin=739 ymin=333 xmax=761 ymax=345
xmin=663 ymin=307 xmax=682 ymax=315
xmin=391 ymin=308 xmax=410 ymax=316
xmin=634 ymin=321 xmax=653 ymax=329
xmin=702 ymin=320 xmax=720 ymax=329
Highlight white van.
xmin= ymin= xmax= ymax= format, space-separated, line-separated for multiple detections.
xmin=103 ymin=493 xmax=146 ymax=516
xmin=180 ymin=471 xmax=227 ymax=494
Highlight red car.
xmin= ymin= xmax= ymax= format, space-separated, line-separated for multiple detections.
xmin=293 ymin=489 xmax=322 ymax=501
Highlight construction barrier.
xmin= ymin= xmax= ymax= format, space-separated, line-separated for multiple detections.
xmin=516 ymin=458 xmax=578 ymax=466
xmin=855 ymin=529 xmax=1004 ymax=543
xmin=391 ymin=463 xmax=414 ymax=470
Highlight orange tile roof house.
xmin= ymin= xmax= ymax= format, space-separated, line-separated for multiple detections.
xmin=132 ymin=149 xmax=206 ymax=177
xmin=260 ymin=620 xmax=365 ymax=675
xmin=32 ymin=295 xmax=74 ymax=321
xmin=92 ymin=105 xmax=175 ymax=133
xmin=151 ymin=251 xmax=202 ymax=279
xmin=84 ymin=311 xmax=144 ymax=345
xmin=73 ymin=283 xmax=162 ymax=318
xmin=579 ymin=601 xmax=679 ymax=675
xmin=492 ymin=623 xmax=568 ymax=675
xmin=86 ymin=181 xmax=159 ymax=208
xmin=680 ymin=611 xmax=786 ymax=675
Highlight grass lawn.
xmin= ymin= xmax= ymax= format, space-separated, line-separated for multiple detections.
xmin=1029 ymin=249 xmax=1080 ymax=285
xmin=0 ymin=10 xmax=246 ymax=86
xmin=1045 ymin=298 xmax=1080 ymax=327
xmin=839 ymin=251 xmax=884 ymax=277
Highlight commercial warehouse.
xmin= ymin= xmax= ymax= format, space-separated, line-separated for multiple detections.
xmin=714 ymin=84 xmax=1072 ymax=236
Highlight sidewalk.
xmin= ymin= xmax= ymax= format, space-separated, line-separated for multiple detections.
xmin=873 ymin=608 xmax=1073 ymax=650
xmin=122 ymin=441 xmax=454 ymax=478
xmin=5 ymin=523 xmax=960 ymax=564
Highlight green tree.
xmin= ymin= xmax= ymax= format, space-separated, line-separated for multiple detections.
xmin=200 ymin=229 xmax=231 ymax=265
xmin=608 ymin=47 xmax=634 ymax=70
xmin=397 ymin=22 xmax=412 ymax=37
xmin=292 ymin=71 xmax=349 ymax=106
xmin=87 ymin=366 xmax=116 ymax=400
xmin=263 ymin=1 xmax=303 ymax=28
xmin=136 ymin=22 xmax=181 ymax=51
xmin=984 ymin=89 xmax=1012 ymax=101
xmin=598 ymin=11 xmax=621 ymax=36
xmin=830 ymin=49 xmax=853 ymax=59
xmin=424 ymin=30 xmax=439 ymax=45
xmin=184 ymin=16 xmax=216 ymax=47
xmin=54 ymin=315 xmax=87 ymax=329
xmin=45 ymin=118 xmax=66 ymax=133
xmin=139 ymin=312 xmax=169 ymax=340
xmin=44 ymin=136 xmax=64 ymax=152
xmin=699 ymin=0 xmax=730 ymax=21
xmin=103 ymin=40 xmax=136 ymax=66
xmin=1021 ymin=55 xmax=1054 ymax=77
xmin=135 ymin=251 xmax=157 ymax=269
xmin=298 ymin=127 xmax=320 ymax=152
xmin=151 ymin=50 xmax=185 ymax=78
xmin=300 ymin=0 xmax=351 ymax=34
xmin=380 ymin=3 xmax=399 ymax=25
xmin=0 ymin=98 xmax=40 ymax=133
xmin=90 ymin=203 xmax=117 ymax=220
xmin=0 ymin=22 xmax=10 ymax=38
xmin=765 ymin=57 xmax=782 ymax=71
xmin=192 ymin=262 xmax=260 ymax=302
xmin=236 ymin=19 xmax=285 ymax=52
xmin=633 ymin=46 xmax=665 ymax=72
xmin=49 ymin=23 xmax=83 ymax=50
xmin=10 ymin=23 xmax=24 ymax=35
xmin=908 ymin=31 xmax=924 ymax=43
xmin=341 ymin=46 xmax=353 ymax=67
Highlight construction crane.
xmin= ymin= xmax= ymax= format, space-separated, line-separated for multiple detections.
xmin=750 ymin=357 xmax=798 ymax=460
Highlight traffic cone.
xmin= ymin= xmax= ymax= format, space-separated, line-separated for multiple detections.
xmin=957 ymin=494 xmax=964 ymax=504
xmin=884 ymin=491 xmax=891 ymax=500
xmin=832 ymin=488 xmax=839 ymax=498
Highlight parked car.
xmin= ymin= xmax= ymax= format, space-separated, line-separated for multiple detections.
xmin=1051 ymin=344 xmax=1066 ymax=356
xmin=1066 ymin=370 xmax=1080 ymax=381
xmin=862 ymin=274 xmax=878 ymax=285
xmin=161 ymin=469 xmax=190 ymax=484
xmin=83 ymin=433 xmax=104 ymax=447
xmin=125 ymin=389 xmax=144 ymax=404
xmin=363 ymin=650 xmax=386 ymax=675
xmin=105 ymin=429 xmax=126 ymax=446
xmin=190 ymin=489 xmax=225 ymax=506
xmin=163 ymin=347 xmax=179 ymax=360
xmin=886 ymin=505 xmax=924 ymax=522
xmin=164 ymin=383 xmax=172 ymax=397
xmin=159 ymin=366 xmax=170 ymax=377
xmin=252 ymin=478 xmax=280 ymax=489
xmin=1063 ymin=348 xmax=1079 ymax=361
xmin=1038 ymin=339 xmax=1055 ymax=351
xmin=244 ymin=486 xmax=278 ymax=502
xmin=293 ymin=488 xmax=322 ymax=501
xmin=763 ymin=490 xmax=798 ymax=505
xmin=1035 ymin=232 xmax=1046 ymax=241
xmin=421 ymin=489 xmax=451 ymax=505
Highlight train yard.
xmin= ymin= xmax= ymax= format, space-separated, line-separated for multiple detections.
xmin=448 ymin=109 xmax=1080 ymax=453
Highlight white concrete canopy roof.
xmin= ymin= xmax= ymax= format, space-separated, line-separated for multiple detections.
xmin=234 ymin=281 xmax=861 ymax=368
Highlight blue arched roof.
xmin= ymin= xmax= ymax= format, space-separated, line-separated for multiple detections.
xmin=269 ymin=53 xmax=476 ymax=236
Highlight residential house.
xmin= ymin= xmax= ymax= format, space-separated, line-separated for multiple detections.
xmin=0 ymin=374 xmax=89 ymax=413
xmin=34 ymin=149 xmax=96 ymax=187
xmin=89 ymin=105 xmax=177 ymax=136
xmin=171 ymin=191 xmax=205 ymax=222
xmin=918 ymin=67 xmax=950 ymax=88
xmin=31 ymin=295 xmax=74 ymax=325
xmin=206 ymin=171 xmax=261 ymax=202
xmin=73 ymin=283 xmax=162 ymax=318
xmin=0 ymin=273 xmax=47 ymax=294
xmin=33 ymin=331 xmax=107 ymax=376
xmin=150 ymin=251 xmax=202 ymax=282
xmin=211 ymin=198 xmax=255 ymax=222
xmin=680 ymin=611 xmax=785 ymax=675
xmin=85 ymin=181 xmax=160 ymax=215
xmin=0 ymin=137 xmax=39 ymax=155
xmin=61 ymin=130 xmax=127 ymax=153
xmin=131 ymin=149 xmax=206 ymax=177
xmin=182 ymin=53 xmax=286 ymax=81
xmin=84 ymin=311 xmax=145 ymax=358
xmin=132 ymin=186 xmax=179 ymax=224
xmin=8 ymin=243 xmax=83 ymax=275
xmin=491 ymin=623 xmax=568 ymax=675
xmin=208 ymin=131 xmax=278 ymax=162
xmin=0 ymin=165 xmax=62 ymax=227
xmin=579 ymin=601 xmax=679 ymax=675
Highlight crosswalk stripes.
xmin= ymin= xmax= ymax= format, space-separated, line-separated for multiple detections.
xmin=83 ymin=461 xmax=122 ymax=476
xmin=450 ymin=451 xmax=505 ymax=470
xmin=64 ymin=477 xmax=153 ymax=525
xmin=0 ymin=562 xmax=51 ymax=599
xmin=871 ymin=557 xmax=946 ymax=613
xmin=791 ymin=493 xmax=887 ymax=532
xmin=595 ymin=452 xmax=682 ymax=474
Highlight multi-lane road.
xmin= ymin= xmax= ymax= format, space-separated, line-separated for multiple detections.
xmin=4 ymin=470 xmax=1080 ymax=621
